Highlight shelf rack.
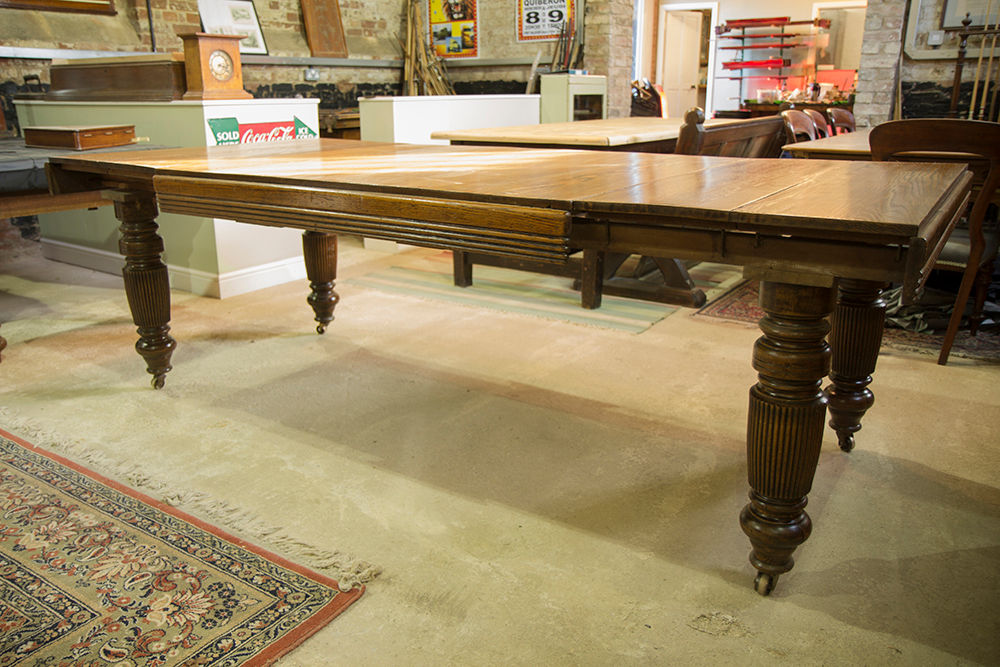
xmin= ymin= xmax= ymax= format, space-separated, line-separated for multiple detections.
xmin=714 ymin=16 xmax=830 ymax=111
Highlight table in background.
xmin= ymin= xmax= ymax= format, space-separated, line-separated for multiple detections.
xmin=782 ymin=128 xmax=872 ymax=160
xmin=432 ymin=116 xmax=730 ymax=153
xmin=47 ymin=139 xmax=970 ymax=596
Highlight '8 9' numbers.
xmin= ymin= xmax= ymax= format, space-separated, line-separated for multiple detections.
xmin=525 ymin=9 xmax=564 ymax=24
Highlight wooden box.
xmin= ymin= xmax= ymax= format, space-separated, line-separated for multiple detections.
xmin=23 ymin=125 xmax=137 ymax=150
xmin=47 ymin=54 xmax=187 ymax=102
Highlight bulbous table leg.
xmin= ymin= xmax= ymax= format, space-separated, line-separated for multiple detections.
xmin=302 ymin=231 xmax=339 ymax=334
xmin=825 ymin=280 xmax=888 ymax=452
xmin=741 ymin=281 xmax=835 ymax=595
xmin=112 ymin=190 xmax=176 ymax=389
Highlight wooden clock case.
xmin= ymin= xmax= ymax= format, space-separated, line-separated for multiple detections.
xmin=179 ymin=33 xmax=253 ymax=101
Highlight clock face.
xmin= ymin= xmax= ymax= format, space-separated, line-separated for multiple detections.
xmin=207 ymin=49 xmax=235 ymax=82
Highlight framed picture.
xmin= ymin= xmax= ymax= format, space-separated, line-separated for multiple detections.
xmin=427 ymin=0 xmax=478 ymax=59
xmin=0 ymin=0 xmax=114 ymax=14
xmin=941 ymin=0 xmax=996 ymax=29
xmin=197 ymin=0 xmax=268 ymax=54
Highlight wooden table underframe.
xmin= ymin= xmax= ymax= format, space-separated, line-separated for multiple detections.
xmin=46 ymin=139 xmax=971 ymax=595
xmin=433 ymin=117 xmax=747 ymax=310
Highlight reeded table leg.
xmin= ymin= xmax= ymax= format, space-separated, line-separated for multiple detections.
xmin=741 ymin=281 xmax=835 ymax=595
xmin=825 ymin=279 xmax=888 ymax=452
xmin=302 ymin=231 xmax=339 ymax=334
xmin=112 ymin=190 xmax=176 ymax=389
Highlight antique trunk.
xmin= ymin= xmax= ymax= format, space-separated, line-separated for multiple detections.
xmin=47 ymin=54 xmax=187 ymax=102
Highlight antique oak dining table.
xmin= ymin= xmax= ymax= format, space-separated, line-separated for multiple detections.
xmin=782 ymin=128 xmax=874 ymax=160
xmin=45 ymin=138 xmax=971 ymax=595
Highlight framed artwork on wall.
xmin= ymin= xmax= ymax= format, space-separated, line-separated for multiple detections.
xmin=428 ymin=0 xmax=478 ymax=58
xmin=197 ymin=0 xmax=268 ymax=55
xmin=941 ymin=0 xmax=996 ymax=29
xmin=0 ymin=0 xmax=114 ymax=14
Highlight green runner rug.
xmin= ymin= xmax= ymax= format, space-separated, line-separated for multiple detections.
xmin=0 ymin=429 xmax=362 ymax=665
xmin=350 ymin=250 xmax=744 ymax=334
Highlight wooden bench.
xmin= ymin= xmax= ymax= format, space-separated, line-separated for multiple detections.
xmin=675 ymin=107 xmax=784 ymax=157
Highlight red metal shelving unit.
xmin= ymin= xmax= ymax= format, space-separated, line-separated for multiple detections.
xmin=714 ymin=16 xmax=829 ymax=113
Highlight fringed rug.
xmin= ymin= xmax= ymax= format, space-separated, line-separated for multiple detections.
xmin=0 ymin=428 xmax=363 ymax=666
xmin=350 ymin=249 xmax=744 ymax=334
xmin=696 ymin=280 xmax=1000 ymax=362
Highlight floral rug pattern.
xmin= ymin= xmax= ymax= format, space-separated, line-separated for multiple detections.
xmin=0 ymin=430 xmax=362 ymax=666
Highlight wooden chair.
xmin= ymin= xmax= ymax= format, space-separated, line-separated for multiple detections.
xmin=675 ymin=107 xmax=785 ymax=158
xmin=803 ymin=108 xmax=831 ymax=138
xmin=827 ymin=107 xmax=855 ymax=134
xmin=869 ymin=118 xmax=1000 ymax=365
xmin=780 ymin=109 xmax=818 ymax=144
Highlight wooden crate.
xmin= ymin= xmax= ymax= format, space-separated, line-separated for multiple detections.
xmin=24 ymin=125 xmax=136 ymax=150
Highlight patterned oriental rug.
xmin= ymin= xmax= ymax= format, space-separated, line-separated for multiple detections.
xmin=696 ymin=280 xmax=1000 ymax=362
xmin=0 ymin=429 xmax=363 ymax=666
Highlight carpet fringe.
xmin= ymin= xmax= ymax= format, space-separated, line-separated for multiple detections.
xmin=0 ymin=408 xmax=381 ymax=589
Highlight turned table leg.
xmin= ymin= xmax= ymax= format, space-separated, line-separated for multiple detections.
xmin=302 ymin=231 xmax=339 ymax=334
xmin=825 ymin=279 xmax=888 ymax=452
xmin=741 ymin=281 xmax=835 ymax=595
xmin=112 ymin=190 xmax=176 ymax=389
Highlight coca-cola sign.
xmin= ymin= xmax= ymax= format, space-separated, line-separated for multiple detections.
xmin=240 ymin=121 xmax=297 ymax=143
xmin=207 ymin=116 xmax=318 ymax=146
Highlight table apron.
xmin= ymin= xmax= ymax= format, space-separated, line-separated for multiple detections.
xmin=153 ymin=175 xmax=573 ymax=263
xmin=570 ymin=220 xmax=915 ymax=285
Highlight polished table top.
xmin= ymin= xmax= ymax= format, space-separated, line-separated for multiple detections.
xmin=782 ymin=128 xmax=873 ymax=158
xmin=48 ymin=138 xmax=963 ymax=243
xmin=430 ymin=116 xmax=732 ymax=147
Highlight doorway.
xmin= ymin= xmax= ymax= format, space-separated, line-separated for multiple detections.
xmin=655 ymin=3 xmax=717 ymax=118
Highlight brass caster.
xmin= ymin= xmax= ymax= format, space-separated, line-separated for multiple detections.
xmin=838 ymin=432 xmax=855 ymax=453
xmin=754 ymin=572 xmax=776 ymax=596
xmin=316 ymin=322 xmax=328 ymax=334
xmin=151 ymin=374 xmax=166 ymax=390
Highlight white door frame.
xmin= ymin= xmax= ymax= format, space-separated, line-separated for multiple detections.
xmin=655 ymin=2 xmax=718 ymax=118
xmin=812 ymin=0 xmax=867 ymax=18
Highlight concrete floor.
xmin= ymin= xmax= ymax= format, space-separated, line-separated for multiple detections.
xmin=1 ymin=228 xmax=998 ymax=665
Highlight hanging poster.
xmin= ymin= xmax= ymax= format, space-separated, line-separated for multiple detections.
xmin=428 ymin=0 xmax=479 ymax=58
xmin=517 ymin=0 xmax=574 ymax=41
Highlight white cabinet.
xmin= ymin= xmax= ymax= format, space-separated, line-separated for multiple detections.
xmin=540 ymin=74 xmax=607 ymax=123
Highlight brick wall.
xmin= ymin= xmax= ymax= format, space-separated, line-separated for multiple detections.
xmin=582 ymin=0 xmax=632 ymax=117
xmin=1 ymin=0 xmax=622 ymax=125
xmin=853 ymin=0 xmax=906 ymax=127
xmin=854 ymin=0 xmax=995 ymax=125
